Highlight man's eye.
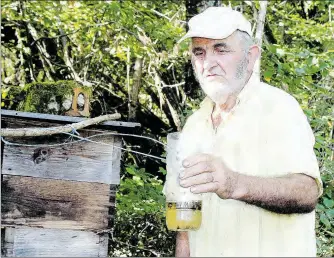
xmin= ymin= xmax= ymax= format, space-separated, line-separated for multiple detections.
xmin=217 ymin=48 xmax=229 ymax=53
xmin=194 ymin=51 xmax=204 ymax=56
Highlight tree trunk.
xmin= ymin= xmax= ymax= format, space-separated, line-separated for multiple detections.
xmin=253 ymin=1 xmax=268 ymax=78
xmin=128 ymin=57 xmax=143 ymax=121
xmin=15 ymin=28 xmax=27 ymax=86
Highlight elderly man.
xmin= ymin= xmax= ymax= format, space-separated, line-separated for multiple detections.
xmin=173 ymin=7 xmax=323 ymax=257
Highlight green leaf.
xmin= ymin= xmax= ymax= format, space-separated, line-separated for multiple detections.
xmin=126 ymin=166 xmax=136 ymax=175
xmin=295 ymin=67 xmax=305 ymax=75
xmin=276 ymin=48 xmax=285 ymax=56
xmin=323 ymin=198 xmax=334 ymax=209
xmin=159 ymin=167 xmax=167 ymax=175
xmin=326 ymin=209 xmax=334 ymax=220
xmin=320 ymin=214 xmax=331 ymax=228
xmin=263 ymin=69 xmax=274 ymax=81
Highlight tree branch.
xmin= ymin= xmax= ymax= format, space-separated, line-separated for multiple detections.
xmin=57 ymin=19 xmax=93 ymax=87
xmin=27 ymin=23 xmax=56 ymax=77
xmin=25 ymin=24 xmax=53 ymax=81
xmin=153 ymin=70 xmax=182 ymax=131
xmin=30 ymin=21 xmax=116 ymax=47
xmin=1 ymin=113 xmax=121 ymax=137
xmin=128 ymin=57 xmax=143 ymax=121
xmin=253 ymin=1 xmax=268 ymax=77
xmin=161 ymin=81 xmax=185 ymax=89
xmin=151 ymin=9 xmax=171 ymax=21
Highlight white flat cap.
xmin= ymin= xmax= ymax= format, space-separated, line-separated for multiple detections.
xmin=178 ymin=7 xmax=252 ymax=43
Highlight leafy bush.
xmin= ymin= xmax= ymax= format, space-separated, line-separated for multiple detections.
xmin=109 ymin=165 xmax=176 ymax=257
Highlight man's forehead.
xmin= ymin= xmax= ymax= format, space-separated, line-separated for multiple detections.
xmin=191 ymin=36 xmax=234 ymax=47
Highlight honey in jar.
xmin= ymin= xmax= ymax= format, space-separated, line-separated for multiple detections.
xmin=166 ymin=201 xmax=202 ymax=231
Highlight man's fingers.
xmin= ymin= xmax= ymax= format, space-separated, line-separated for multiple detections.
xmin=180 ymin=172 xmax=214 ymax=187
xmin=182 ymin=153 xmax=214 ymax=168
xmin=180 ymin=161 xmax=214 ymax=179
xmin=190 ymin=182 xmax=219 ymax=194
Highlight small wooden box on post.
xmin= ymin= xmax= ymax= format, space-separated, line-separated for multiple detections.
xmin=1 ymin=109 xmax=140 ymax=257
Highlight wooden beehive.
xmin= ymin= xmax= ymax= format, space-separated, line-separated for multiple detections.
xmin=1 ymin=109 xmax=140 ymax=257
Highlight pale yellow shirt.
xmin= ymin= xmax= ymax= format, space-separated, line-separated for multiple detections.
xmin=177 ymin=74 xmax=322 ymax=257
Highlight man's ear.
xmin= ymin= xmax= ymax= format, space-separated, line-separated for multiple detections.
xmin=247 ymin=45 xmax=260 ymax=72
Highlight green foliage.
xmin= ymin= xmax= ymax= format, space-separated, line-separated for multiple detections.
xmin=110 ymin=165 xmax=175 ymax=257
xmin=1 ymin=85 xmax=24 ymax=109
xmin=117 ymin=165 xmax=165 ymax=217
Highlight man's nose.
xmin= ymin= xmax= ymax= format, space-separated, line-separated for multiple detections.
xmin=203 ymin=54 xmax=218 ymax=71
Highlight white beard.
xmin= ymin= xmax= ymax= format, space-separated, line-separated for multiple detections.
xmin=200 ymin=80 xmax=233 ymax=104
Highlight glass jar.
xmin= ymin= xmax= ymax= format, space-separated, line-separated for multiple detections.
xmin=165 ymin=132 xmax=202 ymax=231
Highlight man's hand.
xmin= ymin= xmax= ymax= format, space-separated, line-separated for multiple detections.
xmin=179 ymin=153 xmax=239 ymax=199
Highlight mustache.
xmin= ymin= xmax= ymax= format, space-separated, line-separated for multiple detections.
xmin=197 ymin=68 xmax=226 ymax=78
xmin=194 ymin=69 xmax=225 ymax=79
xmin=203 ymin=72 xmax=224 ymax=77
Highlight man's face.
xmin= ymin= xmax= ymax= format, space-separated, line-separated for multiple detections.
xmin=191 ymin=34 xmax=249 ymax=104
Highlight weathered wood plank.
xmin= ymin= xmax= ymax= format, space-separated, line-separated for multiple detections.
xmin=3 ymin=116 xmax=65 ymax=129
xmin=1 ymin=227 xmax=15 ymax=257
xmin=1 ymin=175 xmax=115 ymax=231
xmin=2 ymin=133 xmax=121 ymax=184
xmin=1 ymin=108 xmax=141 ymax=128
xmin=111 ymin=136 xmax=121 ymax=185
xmin=2 ymin=227 xmax=108 ymax=257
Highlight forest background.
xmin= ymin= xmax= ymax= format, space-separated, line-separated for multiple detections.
xmin=1 ymin=0 xmax=333 ymax=256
